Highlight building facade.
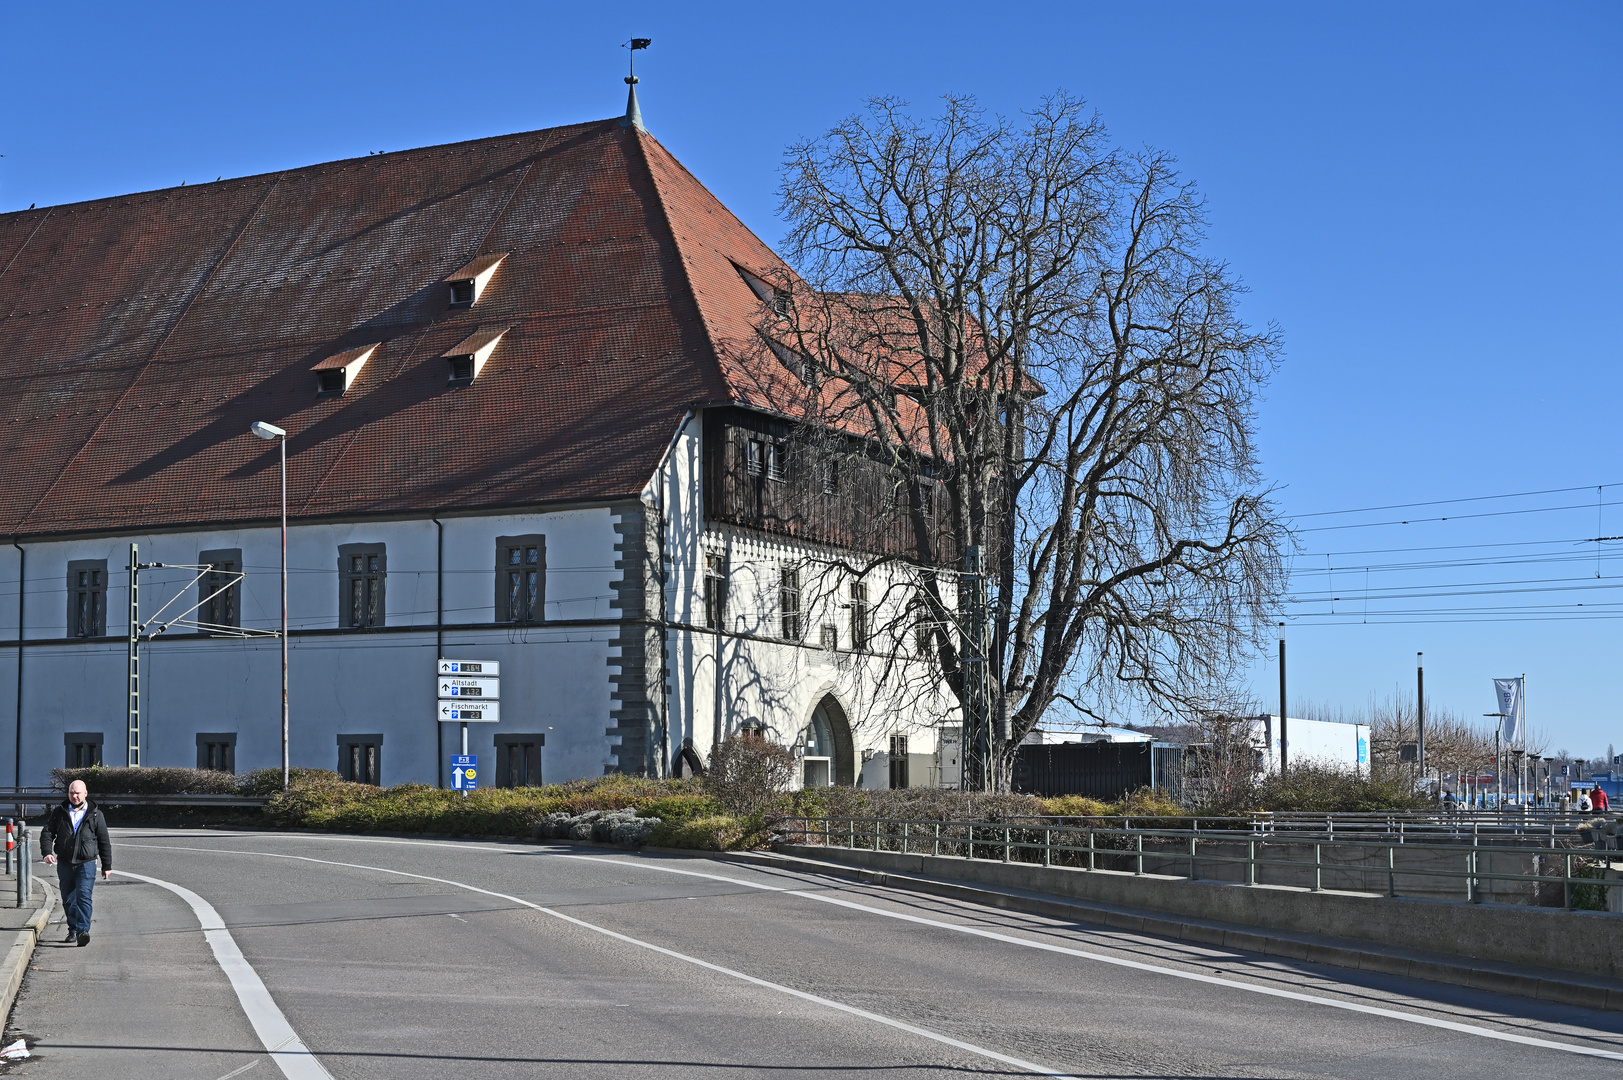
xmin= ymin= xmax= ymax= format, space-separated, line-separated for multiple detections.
xmin=0 ymin=104 xmax=954 ymax=789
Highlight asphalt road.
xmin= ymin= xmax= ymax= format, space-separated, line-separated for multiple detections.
xmin=3 ymin=828 xmax=1620 ymax=1079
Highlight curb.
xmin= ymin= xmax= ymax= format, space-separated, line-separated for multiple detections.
xmin=718 ymin=847 xmax=1623 ymax=1014
xmin=0 ymin=875 xmax=55 ymax=1028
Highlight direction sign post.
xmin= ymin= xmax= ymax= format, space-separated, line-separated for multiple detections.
xmin=437 ymin=660 xmax=499 ymax=795
xmin=438 ymin=701 xmax=500 ymax=723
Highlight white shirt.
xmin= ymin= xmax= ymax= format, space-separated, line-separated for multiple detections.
xmin=68 ymin=804 xmax=87 ymax=833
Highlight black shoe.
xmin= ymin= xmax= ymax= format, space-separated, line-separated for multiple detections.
xmin=75 ymin=933 xmax=89 ymax=947
xmin=62 ymin=929 xmax=76 ymax=943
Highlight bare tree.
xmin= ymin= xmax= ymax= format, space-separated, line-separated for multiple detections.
xmin=757 ymin=94 xmax=1286 ymax=787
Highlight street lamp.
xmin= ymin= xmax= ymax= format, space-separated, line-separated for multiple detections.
xmin=251 ymin=421 xmax=289 ymax=790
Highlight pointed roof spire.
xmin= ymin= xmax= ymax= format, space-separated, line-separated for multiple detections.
xmin=621 ymin=37 xmax=651 ymax=131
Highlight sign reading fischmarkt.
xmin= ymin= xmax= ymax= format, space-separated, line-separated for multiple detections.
xmin=440 ymin=701 xmax=499 ymax=723
xmin=437 ymin=659 xmax=500 ymax=722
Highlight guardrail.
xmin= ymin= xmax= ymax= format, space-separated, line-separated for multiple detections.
xmin=0 ymin=789 xmax=270 ymax=814
xmin=785 ymin=816 xmax=1621 ymax=912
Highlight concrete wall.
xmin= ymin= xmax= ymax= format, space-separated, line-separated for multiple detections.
xmin=781 ymin=844 xmax=1623 ymax=982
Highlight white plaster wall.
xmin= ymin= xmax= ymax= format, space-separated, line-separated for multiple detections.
xmin=1 ymin=508 xmax=621 ymax=787
xmin=651 ymin=414 xmax=958 ymax=786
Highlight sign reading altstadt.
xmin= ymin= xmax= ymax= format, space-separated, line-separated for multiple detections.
xmin=437 ymin=660 xmax=500 ymax=723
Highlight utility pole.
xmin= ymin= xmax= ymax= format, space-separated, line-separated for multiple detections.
xmin=126 ymin=544 xmax=140 ymax=767
xmin=1277 ymin=623 xmax=1287 ymax=775
xmin=1416 ymin=652 xmax=1426 ymax=788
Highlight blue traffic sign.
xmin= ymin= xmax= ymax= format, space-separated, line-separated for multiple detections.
xmin=451 ymin=754 xmax=478 ymax=791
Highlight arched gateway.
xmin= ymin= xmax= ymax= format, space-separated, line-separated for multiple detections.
xmin=800 ymin=695 xmax=855 ymax=787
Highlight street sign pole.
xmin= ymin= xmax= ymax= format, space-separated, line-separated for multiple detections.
xmin=436 ymin=660 xmax=499 ymax=796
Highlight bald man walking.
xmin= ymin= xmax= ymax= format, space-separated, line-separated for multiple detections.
xmin=40 ymin=780 xmax=112 ymax=947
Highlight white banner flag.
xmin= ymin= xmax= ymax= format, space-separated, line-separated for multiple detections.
xmin=1493 ymin=677 xmax=1524 ymax=746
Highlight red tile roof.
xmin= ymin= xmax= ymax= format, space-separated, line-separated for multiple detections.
xmin=0 ymin=118 xmax=793 ymax=538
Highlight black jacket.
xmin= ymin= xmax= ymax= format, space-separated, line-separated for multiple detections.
xmin=40 ymin=799 xmax=112 ymax=870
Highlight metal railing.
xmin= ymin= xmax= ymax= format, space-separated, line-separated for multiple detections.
xmin=784 ymin=815 xmax=1621 ymax=913
xmin=0 ymin=788 xmax=270 ymax=817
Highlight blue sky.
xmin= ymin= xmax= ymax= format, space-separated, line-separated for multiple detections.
xmin=4 ymin=2 xmax=1620 ymax=756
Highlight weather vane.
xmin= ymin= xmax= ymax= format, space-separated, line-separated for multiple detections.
xmin=624 ymin=37 xmax=651 ymax=85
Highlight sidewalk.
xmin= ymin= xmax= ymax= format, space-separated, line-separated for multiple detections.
xmin=0 ymin=851 xmax=57 ymax=1042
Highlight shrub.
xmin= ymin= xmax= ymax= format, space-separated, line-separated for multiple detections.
xmin=1195 ymin=759 xmax=1430 ymax=814
xmin=704 ymin=735 xmax=796 ymax=817
xmin=237 ymin=768 xmax=341 ymax=797
xmin=651 ymin=815 xmax=745 ymax=851
xmin=53 ymin=766 xmax=239 ymax=796
xmin=1038 ymin=795 xmax=1113 ymax=818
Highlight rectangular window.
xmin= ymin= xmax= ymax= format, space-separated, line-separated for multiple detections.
xmin=198 ymin=548 xmax=242 ymax=631
xmin=196 ymin=732 xmax=237 ymax=772
xmin=889 ymin=734 xmax=910 ymax=789
xmin=337 ymin=734 xmax=383 ymax=785
xmin=820 ymin=623 xmax=838 ymax=652
xmin=915 ymin=618 xmax=937 ymax=658
xmin=912 ymin=481 xmax=935 ymax=518
xmin=495 ymin=535 xmax=545 ymax=623
xmin=66 ymin=559 xmax=108 ymax=638
xmin=849 ymin=581 xmax=870 ymax=652
xmin=779 ymin=566 xmax=802 ymax=642
xmin=337 ymin=544 xmax=386 ymax=628
xmin=704 ymin=554 xmax=728 ymax=630
xmin=745 ymin=438 xmax=784 ymax=481
xmin=495 ymin=734 xmax=545 ymax=788
xmin=821 ymin=455 xmax=839 ymax=495
xmin=63 ymin=732 xmax=103 ymax=770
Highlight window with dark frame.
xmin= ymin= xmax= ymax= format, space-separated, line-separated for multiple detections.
xmin=338 ymin=544 xmax=386 ymax=628
xmin=820 ymin=623 xmax=839 ymax=652
xmin=849 ymin=581 xmax=870 ymax=652
xmin=495 ymin=734 xmax=545 ymax=787
xmin=779 ymin=566 xmax=802 ymax=642
xmin=746 ymin=438 xmax=765 ymax=477
xmin=496 ymin=535 xmax=545 ymax=624
xmin=821 ymin=455 xmax=839 ymax=495
xmin=448 ymin=280 xmax=475 ymax=307
xmin=911 ymin=481 xmax=935 ymax=518
xmin=66 ymin=559 xmax=107 ymax=638
xmin=337 ymin=734 xmax=382 ymax=785
xmin=64 ymin=732 xmax=103 ymax=770
xmin=317 ymin=369 xmax=345 ymax=395
xmin=196 ymin=732 xmax=236 ymax=772
xmin=889 ymin=733 xmax=910 ymax=789
xmin=447 ymin=354 xmax=476 ymax=383
xmin=703 ymin=554 xmax=728 ymax=630
xmin=198 ymin=548 xmax=242 ymax=631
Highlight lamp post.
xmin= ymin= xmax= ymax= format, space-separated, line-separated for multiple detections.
xmin=251 ymin=421 xmax=289 ymax=790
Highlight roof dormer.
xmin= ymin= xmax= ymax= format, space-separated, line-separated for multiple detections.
xmin=735 ymin=264 xmax=790 ymax=315
xmin=443 ymin=327 xmax=508 ymax=385
xmin=445 ymin=253 xmax=507 ymax=308
xmin=313 ymin=344 xmax=378 ymax=396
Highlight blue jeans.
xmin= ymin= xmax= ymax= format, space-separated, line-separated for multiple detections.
xmin=57 ymin=861 xmax=97 ymax=935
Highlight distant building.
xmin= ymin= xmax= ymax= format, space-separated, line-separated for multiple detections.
xmin=0 ymin=94 xmax=951 ymax=789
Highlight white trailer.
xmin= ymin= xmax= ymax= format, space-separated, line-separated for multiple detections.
xmin=1255 ymin=715 xmax=1370 ymax=774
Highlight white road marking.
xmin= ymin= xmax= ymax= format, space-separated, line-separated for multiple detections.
xmin=123 ymin=836 xmax=1623 ymax=1062
xmin=113 ymin=871 xmax=334 ymax=1080
xmin=121 ymin=846 xmax=1079 ymax=1079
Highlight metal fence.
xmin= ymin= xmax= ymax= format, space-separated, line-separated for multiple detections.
xmin=785 ymin=815 xmax=1621 ymax=913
